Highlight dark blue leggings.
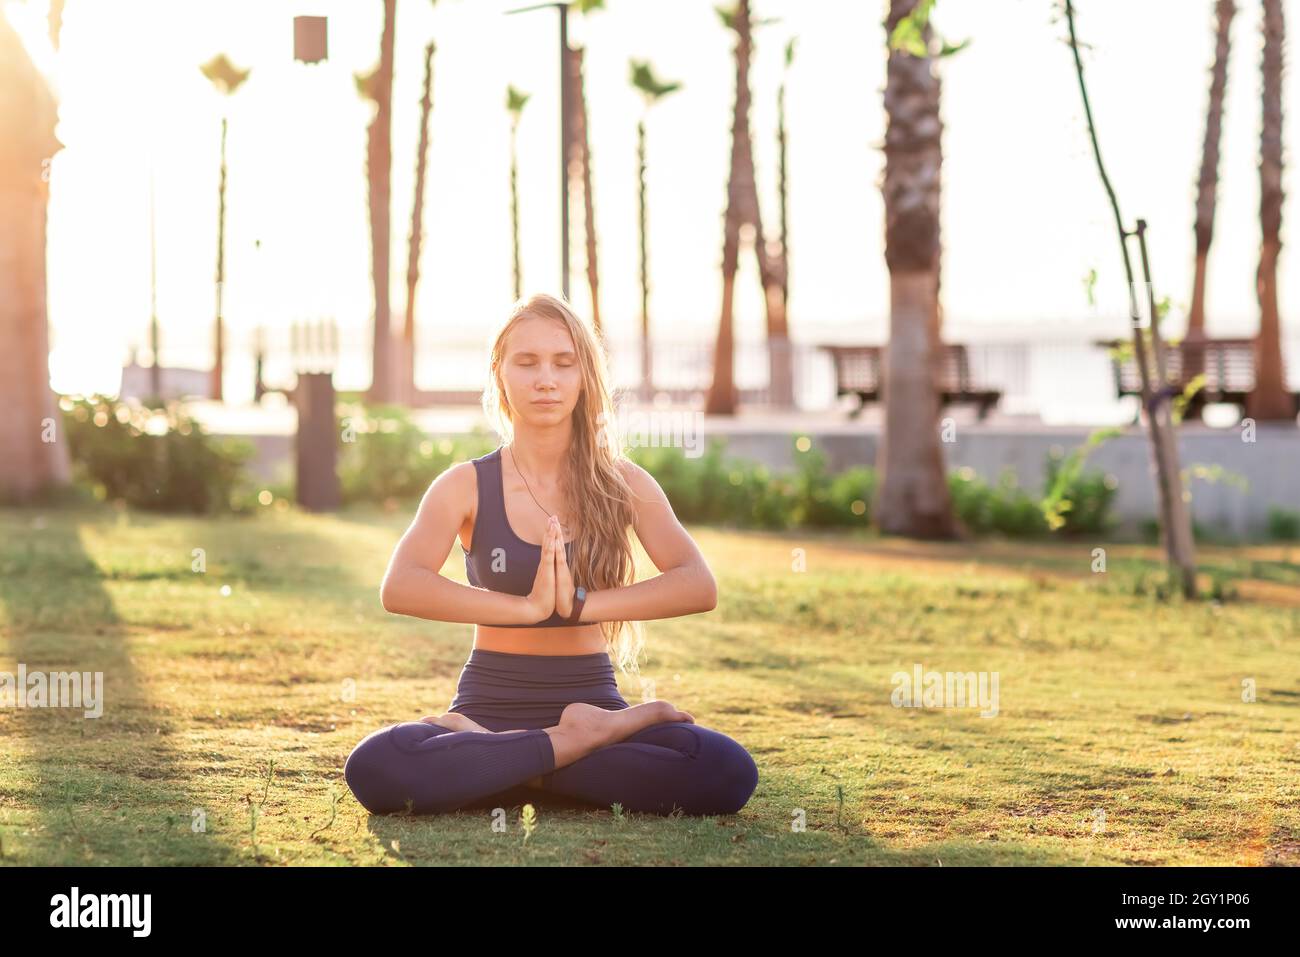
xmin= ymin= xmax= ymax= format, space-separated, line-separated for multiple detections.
xmin=343 ymin=649 xmax=758 ymax=816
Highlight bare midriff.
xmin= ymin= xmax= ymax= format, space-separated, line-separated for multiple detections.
xmin=474 ymin=622 xmax=606 ymax=656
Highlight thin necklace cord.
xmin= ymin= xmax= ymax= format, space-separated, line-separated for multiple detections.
xmin=506 ymin=445 xmax=570 ymax=538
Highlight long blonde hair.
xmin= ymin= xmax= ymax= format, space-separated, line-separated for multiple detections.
xmin=481 ymin=293 xmax=645 ymax=676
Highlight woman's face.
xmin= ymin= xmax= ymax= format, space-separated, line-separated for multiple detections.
xmin=500 ymin=316 xmax=582 ymax=424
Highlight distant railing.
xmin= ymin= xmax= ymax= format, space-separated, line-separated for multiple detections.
xmin=79 ymin=323 xmax=1300 ymax=425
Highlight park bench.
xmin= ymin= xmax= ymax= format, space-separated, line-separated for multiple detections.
xmin=819 ymin=343 xmax=1002 ymax=419
xmin=118 ymin=361 xmax=213 ymax=401
xmin=1095 ymin=336 xmax=1300 ymax=420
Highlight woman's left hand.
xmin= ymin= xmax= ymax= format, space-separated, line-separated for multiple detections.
xmin=552 ymin=516 xmax=575 ymax=620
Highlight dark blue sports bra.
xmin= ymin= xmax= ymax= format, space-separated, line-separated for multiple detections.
xmin=463 ymin=446 xmax=577 ymax=628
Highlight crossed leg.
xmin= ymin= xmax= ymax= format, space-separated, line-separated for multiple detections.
xmin=343 ymin=701 xmax=702 ymax=815
xmin=415 ymin=712 xmax=548 ymax=788
xmin=344 ymin=722 xmax=553 ymax=815
xmin=439 ymin=715 xmax=760 ymax=815
xmin=537 ymin=721 xmax=758 ymax=815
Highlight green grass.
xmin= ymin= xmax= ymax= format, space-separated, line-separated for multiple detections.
xmin=2 ymin=503 xmax=1298 ymax=866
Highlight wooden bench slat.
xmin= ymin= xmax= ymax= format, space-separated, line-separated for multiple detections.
xmin=819 ymin=343 xmax=1002 ymax=418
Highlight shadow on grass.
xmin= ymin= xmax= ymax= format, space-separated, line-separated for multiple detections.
xmin=0 ymin=509 xmax=240 ymax=864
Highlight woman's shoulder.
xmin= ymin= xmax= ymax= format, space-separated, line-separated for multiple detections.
xmin=614 ymin=456 xmax=644 ymax=483
xmin=405 ymin=457 xmax=480 ymax=537
xmin=448 ymin=447 xmax=500 ymax=485
xmin=614 ymin=457 xmax=661 ymax=500
xmin=421 ymin=458 xmax=480 ymax=510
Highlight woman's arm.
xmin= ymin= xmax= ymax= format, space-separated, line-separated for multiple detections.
xmin=576 ymin=460 xmax=717 ymax=623
xmin=379 ymin=462 xmax=545 ymax=625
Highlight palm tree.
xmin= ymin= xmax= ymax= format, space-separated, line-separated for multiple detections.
xmin=0 ymin=9 xmax=70 ymax=499
xmin=400 ymin=34 xmax=438 ymax=406
xmin=770 ymin=35 xmax=797 ymax=406
xmin=48 ymin=0 xmax=65 ymax=49
xmin=200 ymin=53 xmax=251 ymax=403
xmin=1248 ymin=0 xmax=1291 ymax=421
xmin=1186 ymin=0 xmax=1235 ymax=382
xmin=706 ymin=0 xmax=785 ymax=415
xmin=776 ymin=37 xmax=795 ymax=311
xmin=629 ymin=59 xmax=681 ymax=402
xmin=567 ymin=0 xmax=606 ymax=337
xmin=874 ymin=0 xmax=957 ymax=538
xmin=356 ymin=0 xmax=397 ymax=404
xmin=507 ymin=85 xmax=530 ymax=300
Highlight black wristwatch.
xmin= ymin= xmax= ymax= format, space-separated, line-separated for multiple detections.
xmin=567 ymin=586 xmax=587 ymax=624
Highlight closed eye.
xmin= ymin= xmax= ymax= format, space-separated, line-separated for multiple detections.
xmin=515 ymin=352 xmax=576 ymax=364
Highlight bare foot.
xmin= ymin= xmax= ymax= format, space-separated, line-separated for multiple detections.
xmin=558 ymin=700 xmax=693 ymax=751
xmin=420 ymin=712 xmax=491 ymax=734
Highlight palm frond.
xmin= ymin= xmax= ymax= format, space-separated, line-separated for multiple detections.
xmin=629 ymin=60 xmax=681 ymax=101
xmin=200 ymin=53 xmax=251 ymax=96
xmin=506 ymin=84 xmax=530 ymax=115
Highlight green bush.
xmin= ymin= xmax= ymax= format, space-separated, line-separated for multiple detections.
xmin=1141 ymin=517 xmax=1222 ymax=544
xmin=788 ymin=443 xmax=874 ymax=527
xmin=61 ymin=395 xmax=253 ymax=513
xmin=948 ymin=467 xmax=1048 ymax=537
xmin=947 ymin=469 xmax=987 ymax=532
xmin=624 ymin=441 xmax=762 ymax=528
xmin=627 ymin=439 xmax=735 ymax=524
xmin=629 ymin=438 xmax=875 ymax=531
xmin=336 ymin=403 xmax=496 ymax=504
xmin=632 ymin=440 xmax=1121 ymax=540
xmin=1041 ymin=451 xmax=1118 ymax=536
xmin=1267 ymin=508 xmax=1300 ymax=541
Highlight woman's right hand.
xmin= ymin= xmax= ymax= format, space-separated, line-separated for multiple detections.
xmin=521 ymin=516 xmax=560 ymax=623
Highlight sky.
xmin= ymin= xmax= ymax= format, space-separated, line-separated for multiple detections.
xmin=6 ymin=0 xmax=1299 ymax=398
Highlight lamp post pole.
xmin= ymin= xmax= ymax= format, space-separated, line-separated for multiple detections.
xmin=506 ymin=2 xmax=572 ymax=300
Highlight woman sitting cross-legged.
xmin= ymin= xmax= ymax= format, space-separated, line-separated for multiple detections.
xmin=343 ymin=292 xmax=758 ymax=817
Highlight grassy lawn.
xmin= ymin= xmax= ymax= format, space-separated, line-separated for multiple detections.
xmin=1 ymin=503 xmax=1298 ymax=866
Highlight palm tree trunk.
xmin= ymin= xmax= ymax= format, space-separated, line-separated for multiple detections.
xmin=510 ymin=115 xmax=523 ymax=300
xmin=777 ymin=78 xmax=790 ymax=308
xmin=709 ymin=167 xmax=742 ymax=415
xmin=367 ymin=0 xmax=396 ymax=404
xmin=0 ymin=172 xmax=70 ymax=498
xmin=711 ymin=1 xmax=791 ymax=411
xmin=707 ymin=0 xmax=757 ymax=416
xmin=875 ymin=0 xmax=957 ymax=539
xmin=402 ymin=40 xmax=437 ymax=407
xmin=1248 ymin=0 xmax=1291 ymax=421
xmin=48 ymin=0 xmax=64 ymax=49
xmin=0 ymin=14 xmax=69 ymax=500
xmin=708 ymin=267 xmax=739 ymax=415
xmin=568 ymin=46 xmax=601 ymax=337
xmin=637 ymin=117 xmax=653 ymax=402
xmin=212 ymin=116 xmax=227 ymax=402
xmin=744 ymin=98 xmax=789 ymax=409
xmin=1187 ymin=0 xmax=1235 ymax=382
xmin=767 ymin=68 xmax=794 ymax=408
